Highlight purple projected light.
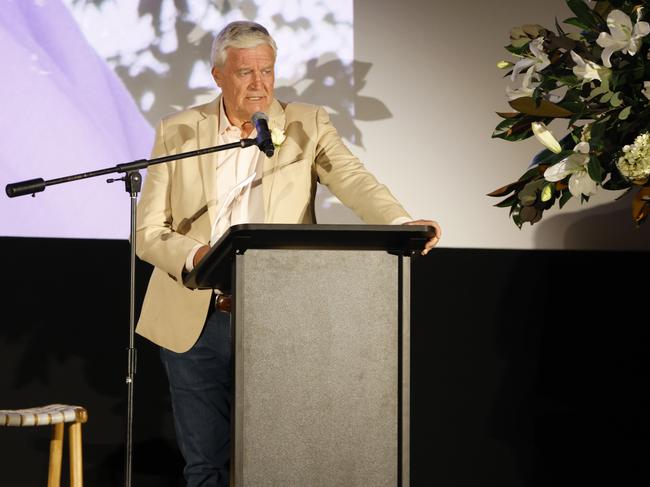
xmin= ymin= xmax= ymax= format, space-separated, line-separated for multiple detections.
xmin=0 ymin=0 xmax=153 ymax=239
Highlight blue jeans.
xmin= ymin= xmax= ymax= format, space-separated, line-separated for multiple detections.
xmin=160 ymin=308 xmax=232 ymax=487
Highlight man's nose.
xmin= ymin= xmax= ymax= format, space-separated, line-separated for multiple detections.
xmin=250 ymin=70 xmax=263 ymax=88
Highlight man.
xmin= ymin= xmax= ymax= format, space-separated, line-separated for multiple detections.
xmin=136 ymin=21 xmax=441 ymax=487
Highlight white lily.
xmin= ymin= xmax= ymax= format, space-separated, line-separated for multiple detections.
xmin=506 ymin=63 xmax=539 ymax=100
xmin=596 ymin=9 xmax=650 ymax=67
xmin=531 ymin=122 xmax=562 ymax=154
xmin=570 ymin=51 xmax=603 ymax=82
xmin=510 ymin=37 xmax=550 ymax=80
xmin=544 ymin=142 xmax=597 ymax=197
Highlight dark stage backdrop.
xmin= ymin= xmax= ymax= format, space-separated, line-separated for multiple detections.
xmin=0 ymin=237 xmax=647 ymax=486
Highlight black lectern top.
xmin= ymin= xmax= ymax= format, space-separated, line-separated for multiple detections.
xmin=183 ymin=223 xmax=436 ymax=291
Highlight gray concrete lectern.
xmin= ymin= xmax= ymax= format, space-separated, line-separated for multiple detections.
xmin=184 ymin=224 xmax=434 ymax=487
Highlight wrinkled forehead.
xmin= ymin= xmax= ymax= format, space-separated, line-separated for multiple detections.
xmin=224 ymin=44 xmax=276 ymax=68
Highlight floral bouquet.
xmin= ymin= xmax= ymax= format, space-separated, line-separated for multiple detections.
xmin=490 ymin=0 xmax=650 ymax=226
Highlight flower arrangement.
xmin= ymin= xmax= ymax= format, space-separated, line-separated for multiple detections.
xmin=489 ymin=0 xmax=650 ymax=226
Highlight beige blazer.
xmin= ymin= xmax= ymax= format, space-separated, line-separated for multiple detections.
xmin=135 ymin=96 xmax=410 ymax=352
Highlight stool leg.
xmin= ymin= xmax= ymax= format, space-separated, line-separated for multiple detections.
xmin=48 ymin=423 xmax=64 ymax=487
xmin=68 ymin=421 xmax=83 ymax=487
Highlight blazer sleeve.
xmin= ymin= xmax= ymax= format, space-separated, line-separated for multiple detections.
xmin=312 ymin=106 xmax=412 ymax=224
xmin=135 ymin=119 xmax=204 ymax=283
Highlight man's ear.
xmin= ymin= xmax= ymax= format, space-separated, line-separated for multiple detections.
xmin=211 ymin=66 xmax=222 ymax=88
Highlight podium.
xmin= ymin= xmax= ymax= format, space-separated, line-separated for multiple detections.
xmin=184 ymin=224 xmax=433 ymax=487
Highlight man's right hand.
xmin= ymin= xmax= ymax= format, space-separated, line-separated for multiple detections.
xmin=193 ymin=245 xmax=211 ymax=267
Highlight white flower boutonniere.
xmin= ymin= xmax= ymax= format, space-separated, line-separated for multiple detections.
xmin=271 ymin=127 xmax=286 ymax=148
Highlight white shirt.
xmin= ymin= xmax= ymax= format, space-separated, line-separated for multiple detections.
xmin=185 ymin=99 xmax=265 ymax=271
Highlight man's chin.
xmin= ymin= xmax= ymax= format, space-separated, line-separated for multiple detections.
xmin=244 ymin=100 xmax=272 ymax=116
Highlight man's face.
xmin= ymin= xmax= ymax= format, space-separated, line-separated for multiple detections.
xmin=212 ymin=44 xmax=275 ymax=127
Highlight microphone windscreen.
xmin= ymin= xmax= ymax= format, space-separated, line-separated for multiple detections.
xmin=251 ymin=111 xmax=269 ymax=124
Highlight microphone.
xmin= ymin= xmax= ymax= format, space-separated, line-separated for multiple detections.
xmin=251 ymin=112 xmax=274 ymax=157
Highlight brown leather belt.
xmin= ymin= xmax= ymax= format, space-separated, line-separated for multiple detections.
xmin=215 ymin=294 xmax=232 ymax=313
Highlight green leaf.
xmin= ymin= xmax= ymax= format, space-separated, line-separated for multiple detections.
xmin=492 ymin=117 xmax=519 ymax=137
xmin=509 ymin=97 xmax=574 ymax=117
xmin=603 ymin=171 xmax=632 ymax=190
xmin=533 ymin=149 xmax=573 ymax=166
xmin=589 ymin=115 xmax=609 ymax=149
xmin=505 ymin=43 xmax=531 ymax=56
xmin=492 ymin=116 xmax=536 ymax=141
xmin=494 ymin=194 xmax=519 ymax=208
xmin=519 ymin=165 xmax=543 ymax=182
xmin=619 ymin=106 xmax=632 ymax=120
xmin=600 ymin=91 xmax=613 ymax=103
xmin=588 ymin=84 xmax=608 ymax=100
xmin=590 ymin=115 xmax=608 ymax=137
xmin=566 ymin=0 xmax=601 ymax=29
xmin=610 ymin=92 xmax=623 ymax=107
xmin=563 ymin=17 xmax=592 ymax=30
xmin=559 ymin=189 xmax=573 ymax=208
xmin=587 ymin=155 xmax=604 ymax=183
xmin=495 ymin=112 xmax=520 ymax=119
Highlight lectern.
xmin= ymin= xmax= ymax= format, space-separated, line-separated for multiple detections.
xmin=184 ymin=224 xmax=434 ymax=487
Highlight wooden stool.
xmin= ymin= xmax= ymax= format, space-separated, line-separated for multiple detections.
xmin=0 ymin=404 xmax=88 ymax=487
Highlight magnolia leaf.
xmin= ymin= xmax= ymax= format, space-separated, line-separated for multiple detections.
xmin=603 ymin=171 xmax=632 ymax=190
xmin=487 ymin=181 xmax=521 ymax=197
xmin=546 ymin=31 xmax=576 ymax=51
xmin=593 ymin=1 xmax=612 ymax=18
xmin=494 ymin=194 xmax=519 ymax=208
xmin=511 ymin=206 xmax=524 ymax=228
xmin=519 ymin=205 xmax=542 ymax=223
xmin=509 ymin=97 xmax=574 ymax=117
xmin=619 ymin=106 xmax=632 ymax=120
xmin=563 ymin=17 xmax=592 ymax=30
xmin=559 ymin=189 xmax=573 ymax=208
xmin=587 ymin=155 xmax=604 ymax=183
xmin=496 ymin=112 xmax=520 ymax=119
xmin=555 ymin=17 xmax=566 ymax=36
xmin=518 ymin=179 xmax=548 ymax=206
xmin=566 ymin=0 xmax=602 ymax=29
xmin=505 ymin=43 xmax=531 ymax=55
xmin=492 ymin=116 xmax=536 ymax=141
xmin=532 ymin=148 xmax=573 ymax=166
xmin=590 ymin=115 xmax=608 ymax=138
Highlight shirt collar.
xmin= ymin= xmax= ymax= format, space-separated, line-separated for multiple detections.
xmin=218 ymin=97 xmax=241 ymax=137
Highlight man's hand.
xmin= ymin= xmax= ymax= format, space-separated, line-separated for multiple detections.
xmin=403 ymin=219 xmax=441 ymax=256
xmin=193 ymin=245 xmax=211 ymax=268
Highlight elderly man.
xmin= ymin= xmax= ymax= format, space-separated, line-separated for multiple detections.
xmin=136 ymin=20 xmax=441 ymax=487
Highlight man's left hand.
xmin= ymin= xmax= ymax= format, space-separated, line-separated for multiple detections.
xmin=403 ymin=219 xmax=441 ymax=256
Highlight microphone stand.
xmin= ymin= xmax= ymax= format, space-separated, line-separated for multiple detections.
xmin=5 ymin=136 xmax=258 ymax=487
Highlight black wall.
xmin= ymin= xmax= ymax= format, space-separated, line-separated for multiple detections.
xmin=0 ymin=237 xmax=647 ymax=486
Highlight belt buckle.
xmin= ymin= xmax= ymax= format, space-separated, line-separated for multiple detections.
xmin=216 ymin=294 xmax=232 ymax=313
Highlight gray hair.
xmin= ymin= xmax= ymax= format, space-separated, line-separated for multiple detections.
xmin=210 ymin=21 xmax=277 ymax=68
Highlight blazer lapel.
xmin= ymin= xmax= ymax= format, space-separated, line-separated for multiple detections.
xmin=197 ymin=97 xmax=221 ymax=230
xmin=263 ymin=99 xmax=286 ymax=221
